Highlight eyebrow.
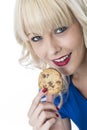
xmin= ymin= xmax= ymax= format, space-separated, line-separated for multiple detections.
xmin=27 ymin=33 xmax=30 ymax=36
xmin=27 ymin=33 xmax=40 ymax=36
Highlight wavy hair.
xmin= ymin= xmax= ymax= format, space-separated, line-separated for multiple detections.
xmin=14 ymin=0 xmax=87 ymax=107
xmin=14 ymin=0 xmax=87 ymax=68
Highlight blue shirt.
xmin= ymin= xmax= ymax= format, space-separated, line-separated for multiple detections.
xmin=54 ymin=77 xmax=87 ymax=130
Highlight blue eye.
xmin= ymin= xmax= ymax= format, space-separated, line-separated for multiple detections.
xmin=31 ymin=36 xmax=42 ymax=42
xmin=54 ymin=26 xmax=67 ymax=34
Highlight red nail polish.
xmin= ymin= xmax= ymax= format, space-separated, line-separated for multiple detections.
xmin=56 ymin=113 xmax=59 ymax=117
xmin=56 ymin=106 xmax=59 ymax=111
xmin=42 ymin=88 xmax=48 ymax=93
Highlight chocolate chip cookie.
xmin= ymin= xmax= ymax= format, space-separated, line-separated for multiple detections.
xmin=38 ymin=68 xmax=63 ymax=95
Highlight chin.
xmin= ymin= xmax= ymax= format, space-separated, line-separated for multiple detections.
xmin=57 ymin=67 xmax=75 ymax=76
xmin=49 ymin=62 xmax=75 ymax=76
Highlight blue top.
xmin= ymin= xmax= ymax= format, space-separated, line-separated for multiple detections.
xmin=54 ymin=77 xmax=87 ymax=130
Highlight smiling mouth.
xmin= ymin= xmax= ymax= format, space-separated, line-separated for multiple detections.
xmin=52 ymin=52 xmax=72 ymax=67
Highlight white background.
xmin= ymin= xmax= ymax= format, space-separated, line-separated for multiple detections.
xmin=0 ymin=0 xmax=78 ymax=130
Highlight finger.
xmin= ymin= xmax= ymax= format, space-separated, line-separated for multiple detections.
xmin=29 ymin=101 xmax=58 ymax=126
xmin=37 ymin=111 xmax=58 ymax=128
xmin=33 ymin=102 xmax=57 ymax=117
xmin=28 ymin=89 xmax=47 ymax=118
xmin=46 ymin=94 xmax=54 ymax=103
xmin=31 ymin=102 xmax=58 ymax=122
xmin=42 ymin=118 xmax=56 ymax=130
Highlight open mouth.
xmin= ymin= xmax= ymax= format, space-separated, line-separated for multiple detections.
xmin=52 ymin=52 xmax=72 ymax=67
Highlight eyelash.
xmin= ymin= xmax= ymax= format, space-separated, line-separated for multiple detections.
xmin=31 ymin=36 xmax=42 ymax=42
xmin=54 ymin=26 xmax=68 ymax=34
xmin=31 ymin=26 xmax=68 ymax=42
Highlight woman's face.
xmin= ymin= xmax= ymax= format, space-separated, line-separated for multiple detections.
xmin=28 ymin=21 xmax=86 ymax=75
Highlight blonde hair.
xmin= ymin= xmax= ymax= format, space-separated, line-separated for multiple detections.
xmin=14 ymin=0 xmax=87 ymax=68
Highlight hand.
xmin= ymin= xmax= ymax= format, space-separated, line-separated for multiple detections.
xmin=28 ymin=88 xmax=59 ymax=130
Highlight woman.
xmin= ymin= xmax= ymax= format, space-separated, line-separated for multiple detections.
xmin=14 ymin=0 xmax=87 ymax=130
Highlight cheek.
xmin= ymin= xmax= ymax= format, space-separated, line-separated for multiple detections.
xmin=62 ymin=32 xmax=83 ymax=50
xmin=31 ymin=44 xmax=45 ymax=59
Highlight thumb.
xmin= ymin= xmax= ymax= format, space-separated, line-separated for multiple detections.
xmin=46 ymin=94 xmax=54 ymax=103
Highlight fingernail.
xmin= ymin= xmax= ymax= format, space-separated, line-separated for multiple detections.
xmin=56 ymin=113 xmax=59 ymax=117
xmin=42 ymin=88 xmax=48 ymax=93
xmin=56 ymin=106 xmax=59 ymax=111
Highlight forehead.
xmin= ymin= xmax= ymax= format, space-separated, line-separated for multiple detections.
xmin=23 ymin=0 xmax=74 ymax=35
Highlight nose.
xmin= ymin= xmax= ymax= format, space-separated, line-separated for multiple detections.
xmin=45 ymin=36 xmax=62 ymax=57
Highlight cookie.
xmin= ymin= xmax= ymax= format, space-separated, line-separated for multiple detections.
xmin=38 ymin=68 xmax=63 ymax=95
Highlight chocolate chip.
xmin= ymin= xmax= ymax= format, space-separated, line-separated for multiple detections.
xmin=48 ymin=81 xmax=53 ymax=86
xmin=46 ymin=74 xmax=49 ymax=78
xmin=56 ymin=81 xmax=61 ymax=84
xmin=52 ymin=85 xmax=55 ymax=88
xmin=42 ymin=74 xmax=46 ymax=78
xmin=42 ymin=74 xmax=49 ymax=78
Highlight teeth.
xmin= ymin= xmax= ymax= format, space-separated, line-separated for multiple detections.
xmin=54 ymin=55 xmax=69 ymax=62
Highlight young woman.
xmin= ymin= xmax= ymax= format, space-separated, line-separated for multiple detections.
xmin=14 ymin=0 xmax=87 ymax=130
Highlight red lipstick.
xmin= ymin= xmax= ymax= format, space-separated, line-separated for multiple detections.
xmin=52 ymin=53 xmax=72 ymax=67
